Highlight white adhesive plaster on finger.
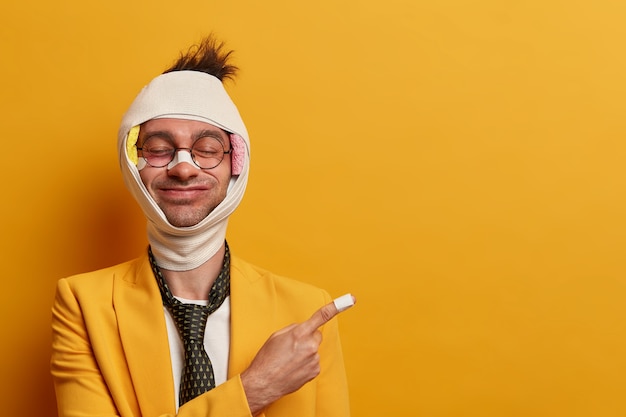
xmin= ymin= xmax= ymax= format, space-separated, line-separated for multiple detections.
xmin=333 ymin=293 xmax=354 ymax=312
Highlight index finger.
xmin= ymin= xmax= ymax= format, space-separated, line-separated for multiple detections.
xmin=301 ymin=293 xmax=356 ymax=333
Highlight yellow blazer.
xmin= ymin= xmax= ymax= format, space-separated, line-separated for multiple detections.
xmin=51 ymin=254 xmax=350 ymax=417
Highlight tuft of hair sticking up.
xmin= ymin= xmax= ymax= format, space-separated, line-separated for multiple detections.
xmin=163 ymin=34 xmax=238 ymax=82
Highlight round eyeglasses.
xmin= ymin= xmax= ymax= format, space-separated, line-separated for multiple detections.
xmin=137 ymin=136 xmax=232 ymax=169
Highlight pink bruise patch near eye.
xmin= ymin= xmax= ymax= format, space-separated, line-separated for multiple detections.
xmin=230 ymin=134 xmax=246 ymax=175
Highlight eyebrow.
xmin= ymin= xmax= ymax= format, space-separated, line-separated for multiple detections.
xmin=194 ymin=129 xmax=228 ymax=144
xmin=140 ymin=127 xmax=229 ymax=144
xmin=140 ymin=130 xmax=174 ymax=143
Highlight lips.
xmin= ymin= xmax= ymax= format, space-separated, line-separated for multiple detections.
xmin=156 ymin=184 xmax=211 ymax=201
xmin=162 ymin=185 xmax=208 ymax=192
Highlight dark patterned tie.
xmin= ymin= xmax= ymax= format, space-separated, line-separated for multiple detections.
xmin=149 ymin=243 xmax=231 ymax=405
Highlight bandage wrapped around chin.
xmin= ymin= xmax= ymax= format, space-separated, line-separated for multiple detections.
xmin=118 ymin=71 xmax=250 ymax=271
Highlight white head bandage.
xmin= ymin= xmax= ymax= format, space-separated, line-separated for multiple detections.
xmin=118 ymin=71 xmax=250 ymax=271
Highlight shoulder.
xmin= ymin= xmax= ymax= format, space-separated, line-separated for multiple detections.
xmin=230 ymin=255 xmax=332 ymax=315
xmin=56 ymin=255 xmax=149 ymax=294
xmin=231 ymin=255 xmax=329 ymax=294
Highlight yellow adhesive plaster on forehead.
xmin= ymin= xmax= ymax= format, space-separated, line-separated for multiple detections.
xmin=126 ymin=125 xmax=140 ymax=165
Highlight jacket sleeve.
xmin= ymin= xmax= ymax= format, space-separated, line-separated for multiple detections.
xmin=258 ymin=288 xmax=352 ymax=417
xmin=51 ymin=278 xmax=120 ymax=416
xmin=51 ymin=278 xmax=253 ymax=417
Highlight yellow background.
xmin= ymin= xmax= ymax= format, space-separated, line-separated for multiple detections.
xmin=2 ymin=1 xmax=625 ymax=416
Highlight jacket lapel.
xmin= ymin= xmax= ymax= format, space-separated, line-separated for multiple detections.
xmin=114 ymin=255 xmax=177 ymax=416
xmin=228 ymin=256 xmax=279 ymax=377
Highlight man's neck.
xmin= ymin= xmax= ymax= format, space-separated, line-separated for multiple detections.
xmin=159 ymin=242 xmax=226 ymax=300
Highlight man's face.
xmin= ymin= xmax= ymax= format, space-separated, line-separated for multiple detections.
xmin=137 ymin=118 xmax=232 ymax=227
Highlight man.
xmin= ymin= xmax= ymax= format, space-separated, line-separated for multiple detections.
xmin=51 ymin=36 xmax=355 ymax=417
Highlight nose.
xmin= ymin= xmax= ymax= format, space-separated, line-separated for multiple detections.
xmin=167 ymin=149 xmax=196 ymax=169
xmin=166 ymin=150 xmax=199 ymax=179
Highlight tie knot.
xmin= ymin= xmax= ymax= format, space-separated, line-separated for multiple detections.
xmin=172 ymin=304 xmax=209 ymax=341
